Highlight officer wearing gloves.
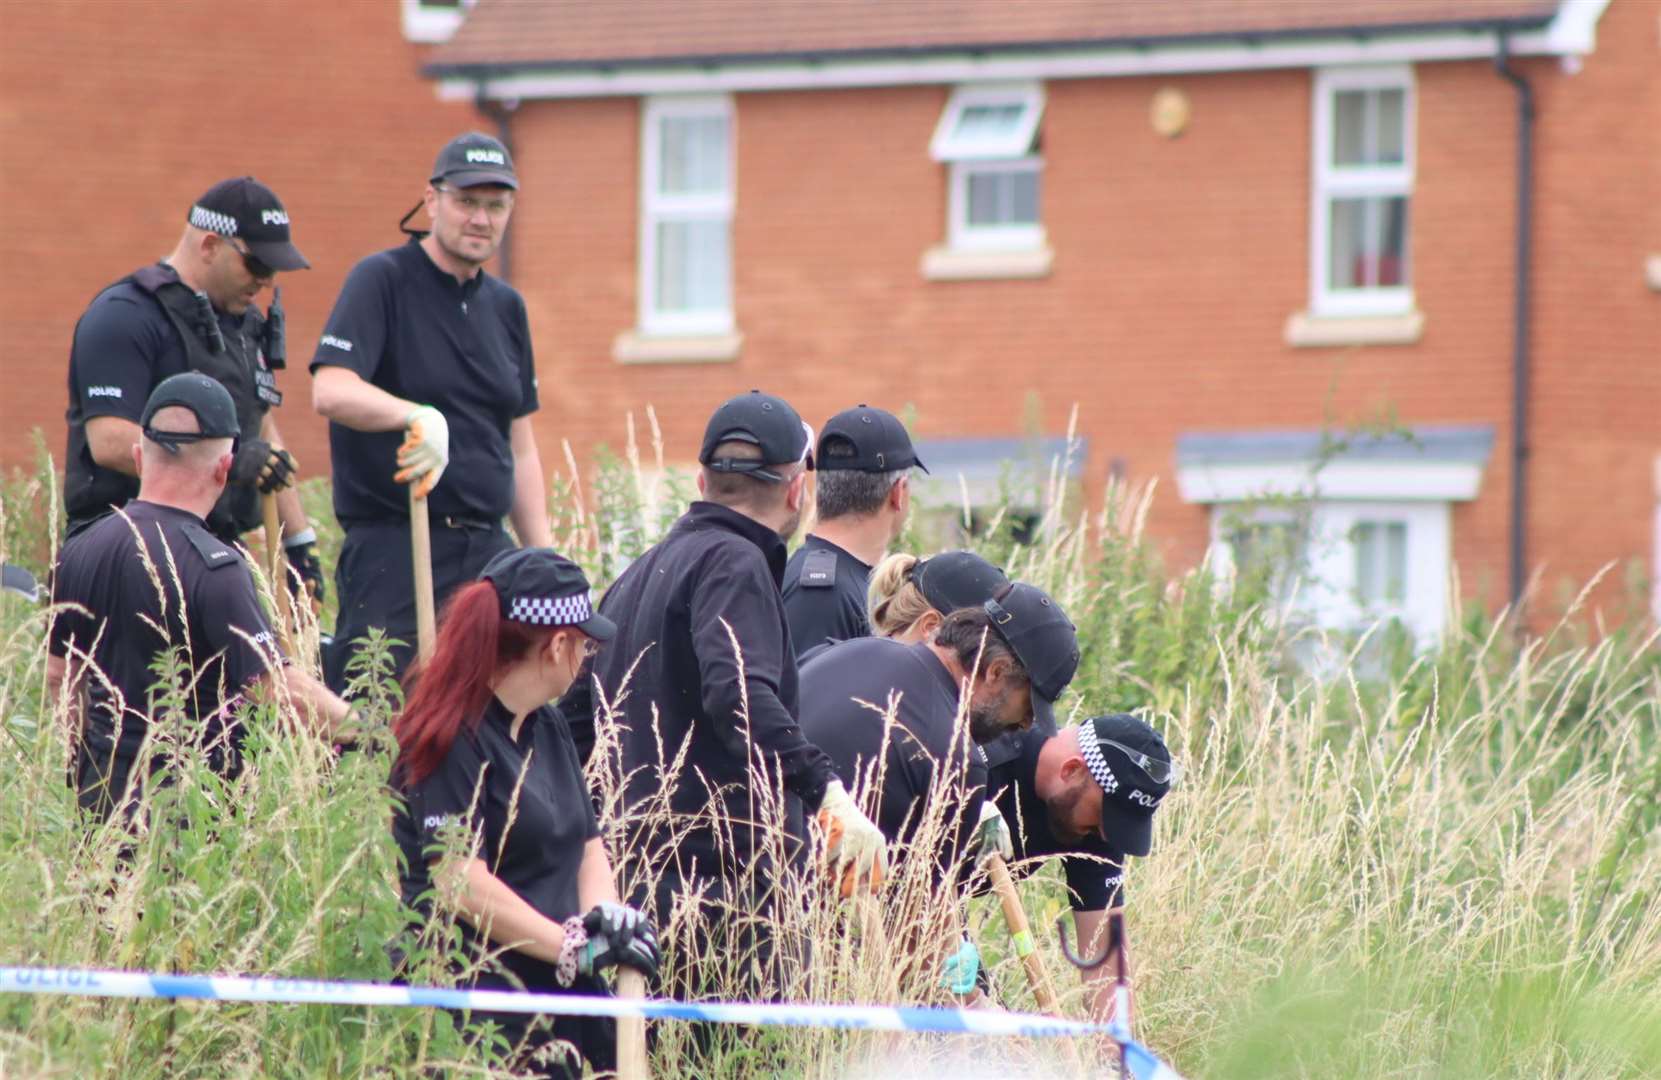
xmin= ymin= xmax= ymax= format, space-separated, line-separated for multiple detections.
xmin=63 ymin=177 xmax=323 ymax=604
xmin=557 ymin=390 xmax=886 ymax=997
xmin=312 ymin=132 xmax=551 ymax=691
xmin=49 ymin=374 xmax=350 ymax=822
xmin=983 ymin=713 xmax=1179 ymax=1022
xmin=799 ymin=582 xmax=1078 ymax=992
xmin=781 ymin=405 xmax=925 ymax=658
xmin=391 ymin=548 xmax=656 ymax=1078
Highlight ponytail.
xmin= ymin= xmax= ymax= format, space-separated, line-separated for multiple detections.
xmin=393 ymin=580 xmax=553 ymax=786
xmin=868 ymin=552 xmax=934 ymax=638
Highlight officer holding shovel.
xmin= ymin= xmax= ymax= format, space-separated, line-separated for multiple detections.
xmin=311 ymin=132 xmax=551 ymax=691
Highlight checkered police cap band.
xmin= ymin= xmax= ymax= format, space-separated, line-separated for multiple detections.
xmin=1078 ymin=724 xmax=1119 ymax=796
xmin=507 ymin=593 xmax=594 ymax=627
xmin=189 ymin=205 xmax=238 ymax=236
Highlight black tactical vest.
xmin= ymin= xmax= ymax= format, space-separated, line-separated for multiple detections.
xmin=65 ymin=265 xmax=279 ymax=541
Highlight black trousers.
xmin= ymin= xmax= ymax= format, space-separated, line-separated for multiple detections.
xmin=456 ymin=970 xmax=616 ymax=1079
xmin=323 ymin=519 xmax=514 ymax=694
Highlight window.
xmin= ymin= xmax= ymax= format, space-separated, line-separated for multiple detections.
xmin=640 ymin=96 xmax=734 ymax=336
xmin=1353 ymin=519 xmax=1408 ymax=609
xmin=400 ymin=0 xmax=472 ymax=42
xmin=932 ymin=83 xmax=1046 ymax=252
xmin=1311 ymin=67 xmax=1414 ymax=316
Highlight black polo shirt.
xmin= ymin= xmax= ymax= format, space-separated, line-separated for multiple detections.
xmin=556 ymin=501 xmax=837 ymax=870
xmin=781 ymin=535 xmax=873 ymax=658
xmin=310 ymin=238 xmax=538 ymax=524
xmin=48 ymin=501 xmax=279 ymax=789
xmin=392 ymin=697 xmax=598 ymax=988
xmin=797 ymin=637 xmax=986 ymax=873
xmin=983 ymin=722 xmax=1128 ymax=912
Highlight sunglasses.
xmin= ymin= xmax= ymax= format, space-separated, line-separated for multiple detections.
xmin=1101 ymin=738 xmax=1184 ymax=786
xmin=221 ymin=235 xmax=275 ymax=279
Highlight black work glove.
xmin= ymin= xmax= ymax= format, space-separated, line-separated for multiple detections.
xmin=578 ymin=902 xmax=661 ymax=982
xmin=284 ymin=539 xmax=326 ymax=605
xmin=229 ymin=439 xmax=297 ymax=493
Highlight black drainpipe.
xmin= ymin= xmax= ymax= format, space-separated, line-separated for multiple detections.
xmin=475 ymin=89 xmax=520 ymax=283
xmin=1494 ymin=33 xmax=1535 ymax=614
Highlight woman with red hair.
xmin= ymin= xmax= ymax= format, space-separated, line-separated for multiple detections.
xmin=391 ymin=548 xmax=658 ymax=1078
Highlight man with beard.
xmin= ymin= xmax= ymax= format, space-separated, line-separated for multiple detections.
xmin=311 ymin=132 xmax=551 ymax=691
xmin=982 ymin=712 xmax=1179 ymax=1022
xmin=796 ymin=582 xmax=1080 ymax=878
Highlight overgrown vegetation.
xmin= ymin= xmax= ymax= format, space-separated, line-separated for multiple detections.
xmin=0 ymin=418 xmax=1656 ymax=1078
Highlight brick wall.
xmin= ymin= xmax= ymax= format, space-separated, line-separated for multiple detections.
xmin=3 ymin=1 xmax=1655 ymax=620
xmin=0 ymin=0 xmax=477 ymax=477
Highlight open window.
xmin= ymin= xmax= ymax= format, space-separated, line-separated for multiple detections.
xmin=924 ymin=83 xmax=1050 ymax=277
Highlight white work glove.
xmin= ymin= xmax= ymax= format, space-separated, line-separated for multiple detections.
xmin=973 ymin=799 xmax=1014 ymax=868
xmin=816 ymin=779 xmax=887 ymax=899
xmin=394 ymin=405 xmax=450 ymax=498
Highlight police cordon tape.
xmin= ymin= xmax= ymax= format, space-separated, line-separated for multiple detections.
xmin=0 ymin=964 xmax=1183 ymax=1076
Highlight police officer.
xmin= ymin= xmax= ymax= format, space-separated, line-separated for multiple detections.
xmin=557 ymin=390 xmax=886 ymax=999
xmin=982 ymin=713 xmax=1179 ymax=1023
xmin=799 ymin=582 xmax=1079 ymax=869
xmin=47 ymin=373 xmax=349 ymax=822
xmin=391 ymin=548 xmax=658 ymax=1078
xmin=865 ymin=549 xmax=1010 ymax=643
xmin=311 ymin=132 xmax=552 ymax=692
xmin=781 ymin=405 xmax=925 ymax=658
xmin=63 ymin=177 xmax=323 ymax=599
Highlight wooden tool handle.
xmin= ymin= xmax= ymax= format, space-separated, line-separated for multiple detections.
xmin=262 ymin=493 xmax=294 ymax=656
xmin=615 ymin=969 xmax=649 ymax=1080
xmin=987 ymin=854 xmax=1060 ymax=1015
xmin=409 ymin=487 xmax=436 ymax=664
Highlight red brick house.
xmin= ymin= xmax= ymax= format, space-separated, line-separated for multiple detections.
xmin=3 ymin=1 xmax=1656 ymax=635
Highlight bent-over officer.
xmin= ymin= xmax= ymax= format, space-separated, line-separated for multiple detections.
xmin=47 ymin=374 xmax=350 ymax=822
xmin=392 ymin=548 xmax=658 ymax=1078
xmin=311 ymin=132 xmax=552 ymax=692
xmin=557 ymin=390 xmax=886 ymax=1000
xmin=63 ymin=177 xmax=323 ymax=601
xmin=798 ymin=583 xmax=1079 ymax=873
xmin=983 ymin=712 xmax=1179 ymax=1023
xmin=781 ymin=405 xmax=925 ymax=658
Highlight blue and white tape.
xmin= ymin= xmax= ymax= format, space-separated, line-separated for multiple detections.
xmin=0 ymin=965 xmax=1185 ymax=1076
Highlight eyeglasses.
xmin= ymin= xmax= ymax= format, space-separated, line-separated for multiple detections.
xmin=1102 ymin=738 xmax=1184 ymax=786
xmin=221 ymin=235 xmax=274 ymax=280
xmin=437 ymin=184 xmax=515 ymax=219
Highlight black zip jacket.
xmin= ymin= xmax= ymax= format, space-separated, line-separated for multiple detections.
xmin=560 ymin=501 xmax=837 ymax=865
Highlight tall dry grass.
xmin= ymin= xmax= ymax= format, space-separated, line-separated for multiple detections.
xmin=0 ymin=419 xmax=1656 ymax=1078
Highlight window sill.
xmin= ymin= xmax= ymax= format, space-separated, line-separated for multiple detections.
xmin=1645 ymin=254 xmax=1661 ymax=292
xmin=921 ymin=245 xmax=1053 ymax=281
xmin=1284 ymin=310 xmax=1424 ymax=348
xmin=612 ymin=330 xmax=743 ymax=365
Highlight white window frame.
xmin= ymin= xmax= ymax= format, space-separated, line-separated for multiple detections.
xmin=1310 ymin=66 xmax=1416 ymax=317
xmin=638 ymin=94 xmax=735 ymax=337
xmin=932 ymin=82 xmax=1047 ymax=254
xmin=949 ymin=157 xmax=1046 ymax=251
xmin=1209 ymin=500 xmax=1449 ymax=642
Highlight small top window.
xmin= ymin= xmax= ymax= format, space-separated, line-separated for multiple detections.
xmin=931 ymin=83 xmax=1045 ymax=162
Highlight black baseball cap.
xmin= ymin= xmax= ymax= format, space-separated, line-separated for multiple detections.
xmin=188 ymin=177 xmax=310 ymax=272
xmin=983 ymin=582 xmax=1080 ymax=729
xmin=699 ymin=390 xmax=816 ymax=482
xmin=481 ymin=548 xmax=615 ymax=640
xmin=431 ymin=132 xmax=519 ymax=191
xmin=140 ymin=372 xmax=240 ymax=453
xmin=1079 ymin=713 xmax=1177 ymax=856
xmin=911 ymin=551 xmax=1009 ymax=616
xmin=817 ymin=405 xmax=928 ymax=474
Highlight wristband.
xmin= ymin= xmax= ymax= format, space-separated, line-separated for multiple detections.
xmin=556 ymin=915 xmax=587 ymax=988
xmin=283 ymin=528 xmax=317 ymax=549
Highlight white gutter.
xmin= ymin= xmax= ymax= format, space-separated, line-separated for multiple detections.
xmin=435 ymin=0 xmax=1608 ymax=102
